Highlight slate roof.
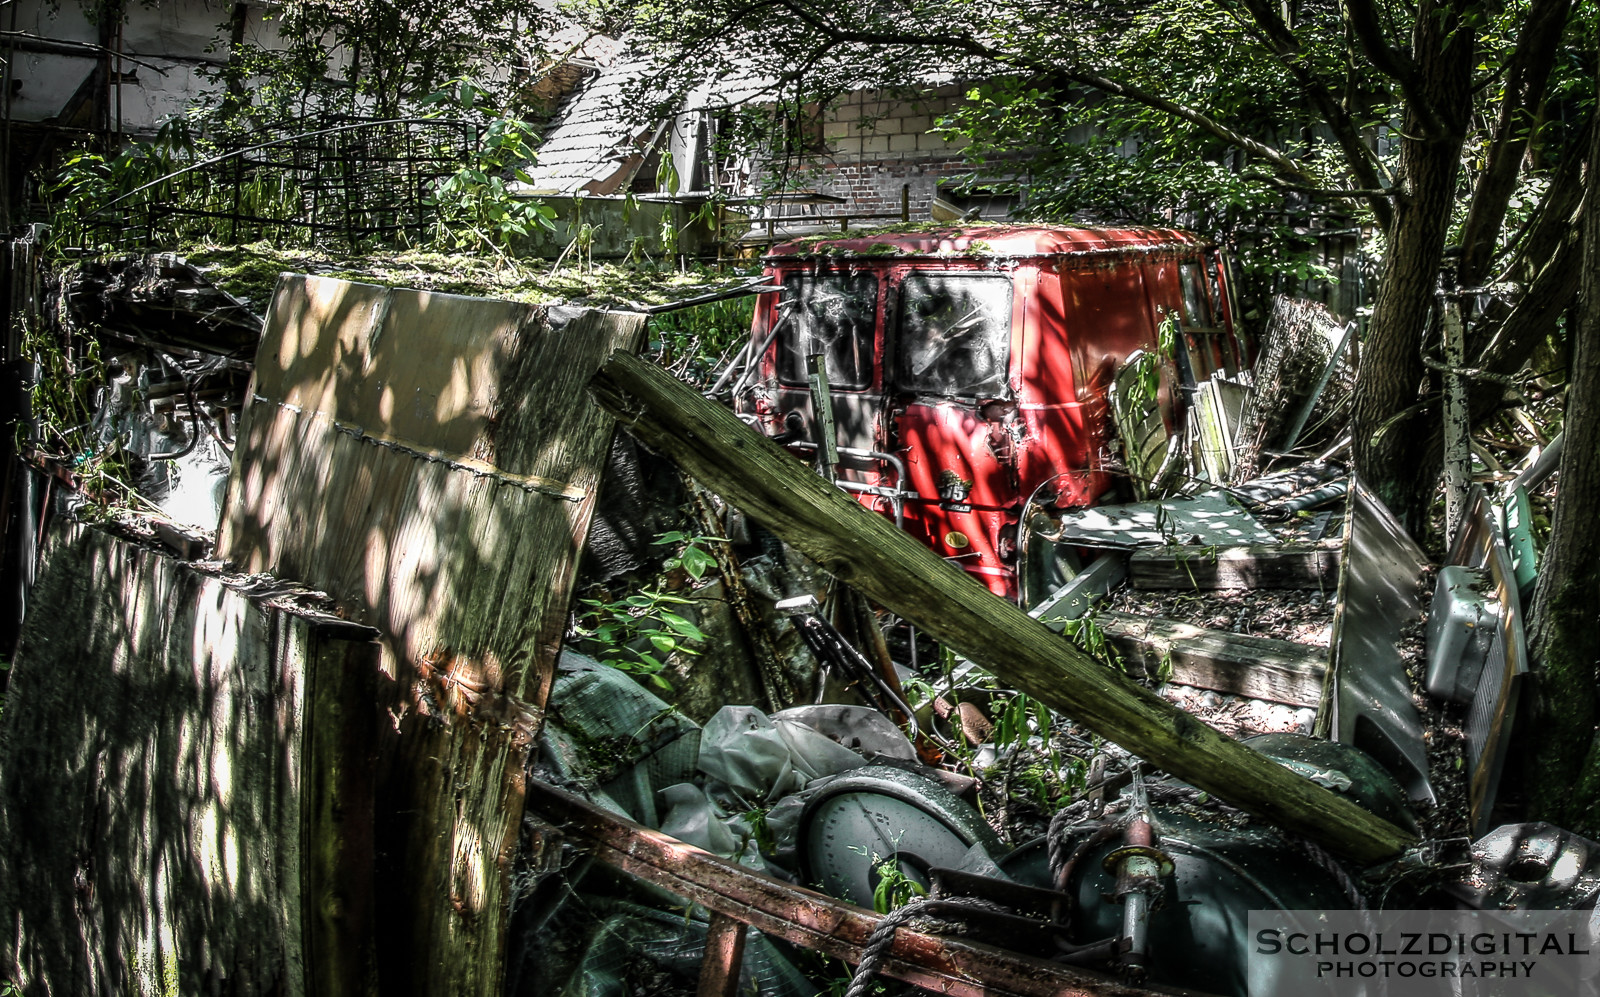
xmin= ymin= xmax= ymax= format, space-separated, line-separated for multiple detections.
xmin=521 ymin=51 xmax=654 ymax=195
xmin=523 ymin=46 xmax=772 ymax=196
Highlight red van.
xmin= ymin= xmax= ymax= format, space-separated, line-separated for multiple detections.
xmin=732 ymin=225 xmax=1243 ymax=601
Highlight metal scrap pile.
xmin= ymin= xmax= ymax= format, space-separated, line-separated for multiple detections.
xmin=19 ymin=244 xmax=1585 ymax=997
xmin=509 ymin=288 xmax=1589 ymax=997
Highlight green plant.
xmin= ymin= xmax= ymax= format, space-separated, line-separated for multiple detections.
xmin=1171 ymin=544 xmax=1220 ymax=588
xmin=17 ymin=306 xmax=138 ymax=515
xmin=1059 ymin=616 xmax=1122 ymax=672
xmin=1155 ymin=312 xmax=1180 ymax=362
xmin=740 ymin=807 xmax=775 ymax=854
xmin=1127 ymin=349 xmax=1161 ymax=408
xmin=572 ymin=586 xmax=706 ymax=692
xmin=992 ymin=692 xmax=1041 ymax=752
xmin=653 ymin=530 xmax=722 ymax=581
xmin=569 ymin=532 xmax=722 ymax=690
xmin=870 ymin=858 xmax=926 ymax=913
xmin=649 ymin=294 xmax=756 ymax=390
xmin=422 ymin=82 xmax=556 ymax=253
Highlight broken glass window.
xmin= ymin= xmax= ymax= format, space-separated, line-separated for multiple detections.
xmin=896 ymin=272 xmax=1013 ymax=398
xmin=775 ymin=273 xmax=879 ymax=390
xmin=1180 ymin=261 xmax=1215 ymax=327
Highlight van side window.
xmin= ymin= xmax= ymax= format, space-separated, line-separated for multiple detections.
xmin=776 ymin=273 xmax=879 ymax=390
xmin=896 ymin=272 xmax=1013 ymax=398
xmin=1179 ymin=261 xmax=1215 ymax=327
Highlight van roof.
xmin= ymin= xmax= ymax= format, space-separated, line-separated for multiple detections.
xmin=766 ymin=223 xmax=1212 ymax=261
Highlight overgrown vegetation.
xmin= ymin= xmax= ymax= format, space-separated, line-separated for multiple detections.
xmin=608 ymin=0 xmax=1600 ymax=836
xmin=570 ymin=533 xmax=719 ymax=691
xmin=41 ymin=81 xmax=564 ymax=259
xmin=172 ymin=241 xmax=756 ymax=310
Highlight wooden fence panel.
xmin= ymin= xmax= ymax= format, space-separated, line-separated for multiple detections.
xmin=0 ymin=523 xmax=380 ymax=996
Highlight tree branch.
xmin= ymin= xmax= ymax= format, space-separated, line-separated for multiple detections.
xmin=0 ymin=31 xmax=171 ymax=75
xmin=1233 ymin=0 xmax=1394 ymax=229
xmin=1248 ymin=175 xmax=1394 ymax=198
xmin=1342 ymin=0 xmax=1446 ymax=137
xmin=1454 ymin=0 xmax=1573 ymax=286
xmin=1497 ymin=125 xmax=1587 ymax=287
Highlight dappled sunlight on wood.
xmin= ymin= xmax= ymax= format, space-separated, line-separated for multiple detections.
xmin=213 ymin=275 xmax=644 ymax=994
xmin=0 ymin=525 xmax=337 ymax=993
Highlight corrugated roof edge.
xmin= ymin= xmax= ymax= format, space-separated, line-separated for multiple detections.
xmin=764 ymin=223 xmax=1214 ymax=260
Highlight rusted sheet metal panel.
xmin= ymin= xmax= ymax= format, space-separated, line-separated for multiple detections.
xmin=0 ymin=522 xmax=379 ymax=996
xmin=1325 ymin=480 xmax=1434 ymax=805
xmin=527 ymin=778 xmax=1191 ymax=997
xmin=217 ymin=276 xmax=646 ymax=996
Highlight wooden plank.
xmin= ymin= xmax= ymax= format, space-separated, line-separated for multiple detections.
xmin=0 ymin=522 xmax=382 ymax=994
xmin=696 ymin=913 xmax=748 ymax=997
xmin=303 ymin=634 xmax=382 ymax=997
xmin=219 ymin=278 xmax=647 ymax=996
xmin=1093 ymin=610 xmax=1327 ymax=707
xmin=588 ymin=350 xmax=1414 ymax=864
xmin=1128 ymin=545 xmax=1340 ymax=590
xmin=527 ymin=779 xmax=1180 ymax=997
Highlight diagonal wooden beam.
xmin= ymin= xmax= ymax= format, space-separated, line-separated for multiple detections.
xmin=588 ymin=350 xmax=1416 ymax=864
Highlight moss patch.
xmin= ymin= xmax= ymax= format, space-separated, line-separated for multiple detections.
xmin=177 ymin=241 xmax=760 ymax=315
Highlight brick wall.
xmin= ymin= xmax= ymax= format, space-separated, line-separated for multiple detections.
xmin=752 ymin=84 xmax=998 ymax=222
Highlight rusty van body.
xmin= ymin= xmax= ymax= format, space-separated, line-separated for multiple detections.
xmin=732 ymin=225 xmax=1243 ymax=601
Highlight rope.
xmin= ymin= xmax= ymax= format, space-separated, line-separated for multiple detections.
xmin=1293 ymin=835 xmax=1368 ymax=910
xmin=844 ymin=896 xmax=1012 ymax=997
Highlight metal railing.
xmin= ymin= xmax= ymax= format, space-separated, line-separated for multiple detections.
xmin=81 ymin=116 xmax=483 ymax=251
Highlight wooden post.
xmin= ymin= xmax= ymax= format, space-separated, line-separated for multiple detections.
xmin=1440 ymin=299 xmax=1470 ymax=546
xmin=697 ymin=913 xmax=748 ymax=997
xmin=901 ymin=184 xmax=911 ymax=222
xmin=588 ymin=351 xmax=1416 ymax=864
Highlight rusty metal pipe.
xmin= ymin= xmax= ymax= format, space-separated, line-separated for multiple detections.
xmin=1103 ymin=812 xmax=1172 ymax=982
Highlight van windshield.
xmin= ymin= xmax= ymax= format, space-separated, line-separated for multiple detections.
xmin=896 ymin=272 xmax=1013 ymax=397
xmin=775 ymin=273 xmax=879 ymax=390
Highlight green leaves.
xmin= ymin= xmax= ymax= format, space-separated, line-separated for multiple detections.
xmin=573 ymin=586 xmax=708 ymax=692
xmin=871 ymin=859 xmax=927 ymax=913
xmin=1060 ymin=615 xmax=1123 ymax=672
xmin=568 ymin=531 xmax=730 ymax=691
xmin=654 ymin=530 xmax=726 ymax=583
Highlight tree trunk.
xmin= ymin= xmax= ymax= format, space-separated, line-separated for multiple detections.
xmin=1350 ymin=0 xmax=1475 ymax=535
xmin=1523 ymin=59 xmax=1600 ymax=835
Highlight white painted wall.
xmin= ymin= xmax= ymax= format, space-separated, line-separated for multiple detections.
xmin=8 ymin=0 xmax=290 ymax=135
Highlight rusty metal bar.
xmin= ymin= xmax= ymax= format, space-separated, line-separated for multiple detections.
xmin=696 ymin=913 xmax=748 ymax=997
xmin=526 ymin=778 xmax=1196 ymax=997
